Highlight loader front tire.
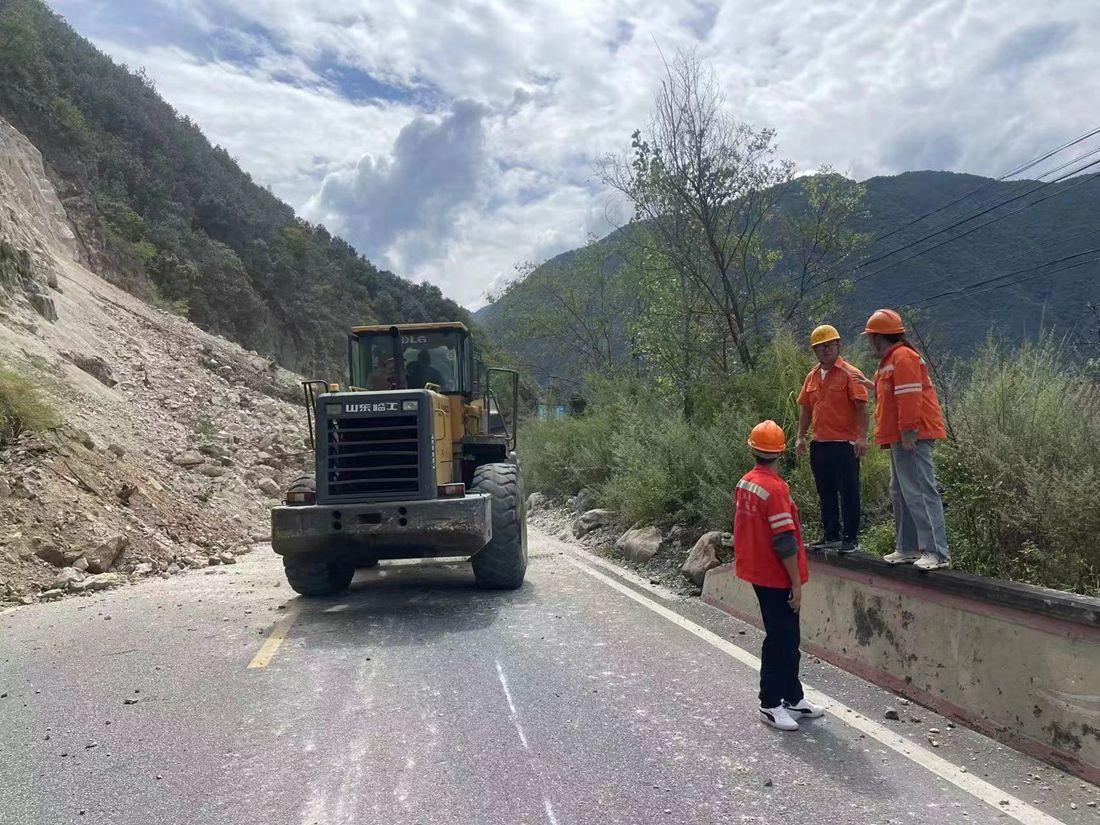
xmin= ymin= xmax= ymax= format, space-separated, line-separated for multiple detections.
xmin=470 ymin=463 xmax=527 ymax=589
xmin=283 ymin=556 xmax=354 ymax=597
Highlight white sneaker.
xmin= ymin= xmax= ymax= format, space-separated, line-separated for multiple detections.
xmin=884 ymin=550 xmax=921 ymax=564
xmin=784 ymin=698 xmax=825 ymax=720
xmin=759 ymin=704 xmax=800 ymax=731
xmin=914 ymin=553 xmax=948 ymax=570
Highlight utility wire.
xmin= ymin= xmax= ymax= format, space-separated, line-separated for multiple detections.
xmin=799 ymin=127 xmax=1100 ymax=285
xmin=858 ymin=124 xmax=1100 ymax=249
xmin=850 ymin=150 xmax=1100 ymax=281
xmin=853 ymin=165 xmax=1100 ymax=284
xmin=896 ymin=222 xmax=1100 ymax=303
xmin=912 ymin=254 xmax=1100 ymax=311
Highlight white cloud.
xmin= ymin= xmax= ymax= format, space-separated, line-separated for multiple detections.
xmin=50 ymin=0 xmax=1100 ymax=308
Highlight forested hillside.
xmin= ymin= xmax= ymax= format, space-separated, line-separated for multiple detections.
xmin=0 ymin=0 xmax=469 ymax=376
xmin=480 ymin=170 xmax=1100 ymax=381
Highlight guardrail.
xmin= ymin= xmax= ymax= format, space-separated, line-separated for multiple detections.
xmin=702 ymin=549 xmax=1100 ymax=784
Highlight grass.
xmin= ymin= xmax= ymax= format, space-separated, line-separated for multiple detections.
xmin=0 ymin=359 xmax=59 ymax=445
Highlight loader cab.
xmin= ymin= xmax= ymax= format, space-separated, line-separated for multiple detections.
xmin=348 ymin=322 xmax=476 ymax=397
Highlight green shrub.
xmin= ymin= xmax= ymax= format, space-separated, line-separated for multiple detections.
xmin=940 ymin=339 xmax=1100 ymax=595
xmin=0 ymin=360 xmax=58 ymax=445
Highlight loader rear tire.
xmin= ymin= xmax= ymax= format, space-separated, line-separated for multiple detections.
xmin=283 ymin=556 xmax=354 ymax=597
xmin=470 ymin=463 xmax=527 ymax=589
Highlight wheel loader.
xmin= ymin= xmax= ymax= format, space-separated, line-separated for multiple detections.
xmin=270 ymin=322 xmax=527 ymax=596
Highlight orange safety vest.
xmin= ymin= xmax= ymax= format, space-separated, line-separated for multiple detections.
xmin=733 ymin=465 xmax=809 ymax=589
xmin=796 ymin=357 xmax=869 ymax=442
xmin=873 ymin=343 xmax=946 ymax=446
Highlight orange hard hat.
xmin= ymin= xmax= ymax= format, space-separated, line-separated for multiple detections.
xmin=863 ymin=308 xmax=906 ymax=335
xmin=747 ymin=420 xmax=786 ymax=455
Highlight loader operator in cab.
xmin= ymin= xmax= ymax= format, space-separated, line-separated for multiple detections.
xmin=406 ymin=348 xmax=445 ymax=389
xmin=367 ymin=356 xmax=398 ymax=390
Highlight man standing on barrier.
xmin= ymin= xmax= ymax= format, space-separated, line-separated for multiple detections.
xmin=734 ymin=420 xmax=824 ymax=731
xmin=863 ymin=309 xmax=950 ymax=571
xmin=796 ymin=324 xmax=871 ymax=553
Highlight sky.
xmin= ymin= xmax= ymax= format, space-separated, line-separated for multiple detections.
xmin=49 ymin=0 xmax=1100 ymax=309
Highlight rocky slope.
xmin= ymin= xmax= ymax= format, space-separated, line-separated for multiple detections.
xmin=0 ymin=115 xmax=310 ymax=606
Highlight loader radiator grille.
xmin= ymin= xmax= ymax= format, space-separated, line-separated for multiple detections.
xmin=326 ymin=413 xmax=420 ymax=497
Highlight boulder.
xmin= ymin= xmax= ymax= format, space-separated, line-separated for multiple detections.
xmin=34 ymin=545 xmax=68 ymax=567
xmin=30 ymin=293 xmax=57 ymax=322
xmin=681 ymin=531 xmax=733 ymax=586
xmin=132 ymin=562 xmax=155 ymax=576
xmin=574 ymin=488 xmax=598 ymax=513
xmin=64 ymin=353 xmax=116 ymax=387
xmin=107 ymin=443 xmax=125 ymax=458
xmin=198 ymin=442 xmax=229 ymax=458
xmin=526 ymin=491 xmax=547 ymax=512
xmin=71 ymin=555 xmax=89 ymax=572
xmin=85 ymin=535 xmax=130 ymax=574
xmin=615 ymin=526 xmax=665 ymax=563
xmin=572 ymin=509 xmax=617 ymax=539
xmin=172 ymin=450 xmax=205 ymax=468
xmin=257 ymin=478 xmax=281 ymax=497
xmin=197 ymin=464 xmax=227 ymax=478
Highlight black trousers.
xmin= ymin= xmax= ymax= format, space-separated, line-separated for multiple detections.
xmin=753 ymin=584 xmax=803 ymax=708
xmin=810 ymin=440 xmax=861 ymax=542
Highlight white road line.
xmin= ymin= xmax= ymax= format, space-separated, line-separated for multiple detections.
xmin=495 ymin=659 xmax=530 ymax=750
xmin=563 ymin=555 xmax=1067 ymax=825
xmin=543 ymin=798 xmax=561 ymax=825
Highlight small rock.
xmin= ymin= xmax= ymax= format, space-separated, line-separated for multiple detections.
xmin=525 ymin=491 xmax=547 ymax=512
xmin=72 ymin=555 xmax=89 ymax=572
xmin=0 ymin=478 xmax=9 ymax=498
xmin=217 ymin=552 xmax=237 ymax=565
xmin=132 ymin=562 xmax=155 ymax=576
xmin=763 ymin=778 xmax=773 ymax=787
xmin=80 ymin=573 xmax=123 ymax=592
xmin=884 ymin=709 xmax=901 ymax=720
xmin=52 ymin=567 xmax=85 ymax=589
xmin=107 ymin=443 xmax=125 ymax=458
xmin=172 ymin=451 xmax=205 ymax=468
xmin=197 ymin=464 xmax=227 ymax=478
xmin=928 ymin=727 xmax=941 ymax=734
xmin=122 ymin=698 xmax=139 ymax=705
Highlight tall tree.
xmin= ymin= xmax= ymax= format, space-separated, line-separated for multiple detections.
xmin=599 ymin=50 xmax=865 ymax=378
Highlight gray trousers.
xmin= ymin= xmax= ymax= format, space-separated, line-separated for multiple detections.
xmin=889 ymin=440 xmax=949 ymax=559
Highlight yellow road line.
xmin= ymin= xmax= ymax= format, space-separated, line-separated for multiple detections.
xmin=248 ymin=604 xmax=302 ymax=670
xmin=564 ymin=555 xmax=1067 ymax=825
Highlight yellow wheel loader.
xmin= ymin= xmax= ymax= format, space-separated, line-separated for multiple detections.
xmin=271 ymin=322 xmax=526 ymax=596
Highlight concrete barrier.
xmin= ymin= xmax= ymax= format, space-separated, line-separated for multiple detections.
xmin=702 ymin=550 xmax=1100 ymax=783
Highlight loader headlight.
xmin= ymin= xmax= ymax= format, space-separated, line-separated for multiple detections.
xmin=285 ymin=489 xmax=316 ymax=505
xmin=402 ymin=400 xmax=419 ymax=411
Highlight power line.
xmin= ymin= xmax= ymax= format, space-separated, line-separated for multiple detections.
xmin=895 ymin=222 xmax=1100 ymax=303
xmin=858 ymin=124 xmax=1100 ymax=249
xmin=799 ymin=127 xmax=1100 ymax=285
xmin=853 ymin=166 xmax=1100 ymax=284
xmin=913 ymin=254 xmax=1100 ymax=311
xmin=850 ymin=149 xmax=1100 ymax=280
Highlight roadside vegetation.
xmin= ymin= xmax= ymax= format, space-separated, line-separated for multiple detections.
xmin=506 ymin=50 xmax=1100 ymax=598
xmin=0 ymin=359 xmax=58 ymax=445
xmin=523 ymin=336 xmax=1100 ymax=597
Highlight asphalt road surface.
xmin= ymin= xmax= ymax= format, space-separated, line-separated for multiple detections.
xmin=2 ymin=526 xmax=1097 ymax=825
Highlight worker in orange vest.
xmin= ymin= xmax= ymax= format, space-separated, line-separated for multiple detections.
xmin=795 ymin=324 xmax=870 ymax=553
xmin=734 ymin=420 xmax=824 ymax=731
xmin=863 ymin=309 xmax=949 ymax=570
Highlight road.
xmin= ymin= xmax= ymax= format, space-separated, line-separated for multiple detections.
xmin=1 ymin=526 xmax=1096 ymax=825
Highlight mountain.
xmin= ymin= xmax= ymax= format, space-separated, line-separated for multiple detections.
xmin=0 ymin=0 xmax=469 ymax=377
xmin=477 ymin=170 xmax=1100 ymax=380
